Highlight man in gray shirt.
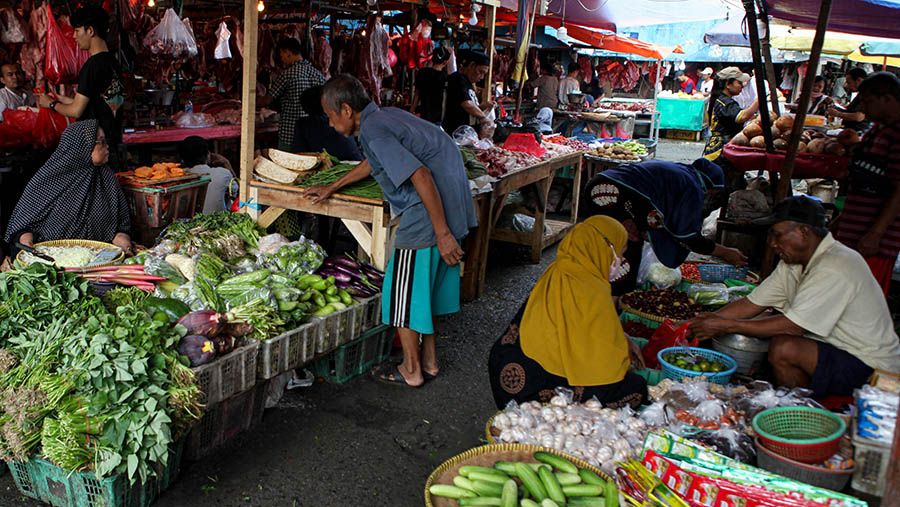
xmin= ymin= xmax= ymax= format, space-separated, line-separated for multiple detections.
xmin=304 ymin=75 xmax=478 ymax=387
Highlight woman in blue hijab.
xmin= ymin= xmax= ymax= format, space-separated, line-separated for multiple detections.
xmin=583 ymin=158 xmax=747 ymax=295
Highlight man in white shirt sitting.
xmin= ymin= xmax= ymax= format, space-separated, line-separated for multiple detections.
xmin=0 ymin=63 xmax=36 ymax=120
xmin=558 ymin=63 xmax=581 ymax=108
xmin=691 ymin=196 xmax=900 ymax=397
xmin=178 ymin=136 xmax=236 ymax=214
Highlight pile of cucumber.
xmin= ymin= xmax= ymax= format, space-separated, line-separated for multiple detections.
xmin=429 ymin=451 xmax=618 ymax=507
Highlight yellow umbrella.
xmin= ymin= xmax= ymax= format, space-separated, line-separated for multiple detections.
xmin=847 ymin=48 xmax=900 ymax=67
xmin=769 ymin=29 xmax=863 ymax=55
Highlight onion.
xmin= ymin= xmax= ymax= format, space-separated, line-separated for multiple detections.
xmin=743 ymin=122 xmax=763 ymax=138
xmin=749 ymin=136 xmax=766 ymax=148
xmin=731 ymin=133 xmax=749 ymax=146
xmin=807 ymin=138 xmax=826 ymax=154
xmin=824 ymin=140 xmax=846 ymax=156
xmin=837 ymin=129 xmax=860 ymax=146
xmin=798 ymin=141 xmax=808 ymax=153
xmin=771 ymin=125 xmax=781 ymax=139
xmin=773 ymin=138 xmax=788 ymax=150
xmin=775 ymin=115 xmax=794 ymax=131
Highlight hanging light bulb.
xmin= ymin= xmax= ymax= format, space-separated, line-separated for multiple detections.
xmin=257 ymin=0 xmax=264 ymax=11
xmin=557 ymin=25 xmax=567 ymax=39
xmin=147 ymin=0 xmax=154 ymax=6
xmin=468 ymin=8 xmax=478 ymax=26
xmin=367 ymin=0 xmax=376 ymax=6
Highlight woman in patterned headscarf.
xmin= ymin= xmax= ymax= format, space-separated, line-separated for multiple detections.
xmin=488 ymin=216 xmax=648 ymax=409
xmin=5 ymin=120 xmax=132 ymax=253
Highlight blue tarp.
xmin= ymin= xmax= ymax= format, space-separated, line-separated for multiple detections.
xmin=862 ymin=40 xmax=900 ymax=57
xmin=548 ymin=19 xmax=786 ymax=63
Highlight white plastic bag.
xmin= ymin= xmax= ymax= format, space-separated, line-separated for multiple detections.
xmin=637 ymin=242 xmax=681 ymax=289
xmin=142 ymin=8 xmax=199 ymax=59
xmin=214 ymin=21 xmax=232 ymax=59
xmin=0 ymin=8 xmax=27 ymax=43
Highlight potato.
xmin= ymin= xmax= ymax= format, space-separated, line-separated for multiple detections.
xmin=743 ymin=122 xmax=764 ymax=139
xmin=749 ymin=136 xmax=766 ymax=148
xmin=836 ymin=129 xmax=860 ymax=146
xmin=781 ymin=129 xmax=793 ymax=141
xmin=775 ymin=115 xmax=794 ymax=131
xmin=731 ymin=133 xmax=750 ymax=146
xmin=807 ymin=138 xmax=826 ymax=154
xmin=824 ymin=140 xmax=846 ymax=156
xmin=771 ymin=125 xmax=781 ymax=139
xmin=773 ymin=138 xmax=788 ymax=150
xmin=798 ymin=141 xmax=808 ymax=153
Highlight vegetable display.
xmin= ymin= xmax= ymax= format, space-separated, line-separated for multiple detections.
xmin=300 ymin=163 xmax=384 ymax=200
xmin=0 ymin=263 xmax=202 ymax=484
xmin=318 ymin=255 xmax=384 ymax=298
xmin=661 ymin=351 xmax=727 ymax=373
xmin=619 ymin=290 xmax=703 ymax=321
xmin=428 ymin=450 xmax=617 ymax=507
xmin=20 ymin=245 xmax=95 ymax=267
xmin=65 ymin=264 xmax=166 ymax=291
xmin=160 ymin=211 xmax=265 ymax=257
xmin=491 ymin=392 xmax=650 ymax=474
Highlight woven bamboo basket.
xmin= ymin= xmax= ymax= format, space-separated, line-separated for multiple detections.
xmin=424 ymin=443 xmax=612 ymax=507
xmin=15 ymin=239 xmax=124 ymax=268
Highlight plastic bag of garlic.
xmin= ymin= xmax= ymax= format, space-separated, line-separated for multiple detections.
xmin=490 ymin=389 xmax=654 ymax=474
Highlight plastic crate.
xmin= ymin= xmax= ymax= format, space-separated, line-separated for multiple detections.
xmin=698 ymin=264 xmax=749 ymax=283
xmin=358 ymin=294 xmax=383 ymax=331
xmin=311 ymin=324 xmax=394 ymax=384
xmin=123 ymin=178 xmax=210 ymax=229
xmin=619 ymin=311 xmax=663 ymax=331
xmin=851 ymin=435 xmax=890 ymax=496
xmin=192 ymin=341 xmax=259 ymax=407
xmin=8 ymin=439 xmax=184 ymax=507
xmin=185 ymin=379 xmax=268 ymax=461
xmin=256 ymin=321 xmax=320 ymax=380
xmin=313 ymin=303 xmax=365 ymax=354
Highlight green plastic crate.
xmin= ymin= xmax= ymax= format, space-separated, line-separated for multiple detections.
xmin=619 ymin=311 xmax=663 ymax=330
xmin=627 ymin=336 xmax=663 ymax=386
xmin=311 ymin=324 xmax=394 ymax=384
xmin=8 ymin=438 xmax=184 ymax=507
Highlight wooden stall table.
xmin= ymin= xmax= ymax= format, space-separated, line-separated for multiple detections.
xmin=464 ymin=152 xmax=583 ymax=299
xmin=247 ymin=180 xmax=398 ymax=271
xmin=123 ymin=123 xmax=279 ymax=166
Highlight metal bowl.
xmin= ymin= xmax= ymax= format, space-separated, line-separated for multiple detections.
xmin=567 ymin=92 xmax=586 ymax=105
xmin=714 ymin=333 xmax=769 ymax=353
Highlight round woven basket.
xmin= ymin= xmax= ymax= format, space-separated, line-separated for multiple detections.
xmin=485 ymin=412 xmax=501 ymax=443
xmin=15 ymin=239 xmax=124 ymax=268
xmin=618 ymin=301 xmax=668 ymax=323
xmin=424 ymin=444 xmax=611 ymax=507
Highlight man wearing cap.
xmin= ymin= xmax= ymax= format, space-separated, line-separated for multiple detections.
xmin=442 ymin=51 xmax=494 ymax=136
xmin=675 ymin=71 xmax=696 ymax=95
xmin=698 ymin=67 xmax=714 ymax=97
xmin=691 ymin=196 xmax=900 ymax=397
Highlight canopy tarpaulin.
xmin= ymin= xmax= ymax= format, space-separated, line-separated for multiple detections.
xmin=861 ymin=40 xmax=900 ymax=56
xmin=499 ymin=0 xmax=727 ymax=31
xmin=848 ymin=48 xmax=900 ymax=67
xmin=549 ymin=22 xmax=683 ymax=60
xmin=764 ymin=0 xmax=900 ymax=39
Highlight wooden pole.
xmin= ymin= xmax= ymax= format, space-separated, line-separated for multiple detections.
xmin=481 ymin=4 xmax=497 ymax=104
xmin=239 ymin=0 xmax=260 ymax=207
xmin=761 ymin=17 xmax=781 ymax=116
xmin=743 ymin=0 xmax=774 ymax=153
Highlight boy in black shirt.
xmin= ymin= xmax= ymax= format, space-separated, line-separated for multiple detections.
xmin=38 ymin=6 xmax=123 ymax=167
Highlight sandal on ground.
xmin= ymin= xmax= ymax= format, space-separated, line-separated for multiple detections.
xmin=372 ymin=362 xmax=421 ymax=387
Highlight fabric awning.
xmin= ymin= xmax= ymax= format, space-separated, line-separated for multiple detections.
xmin=550 ymin=23 xmax=684 ymax=60
xmin=499 ymin=0 xmax=727 ymax=31
xmin=764 ymin=0 xmax=900 ymax=39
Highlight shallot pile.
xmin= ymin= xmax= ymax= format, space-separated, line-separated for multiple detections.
xmin=491 ymin=393 xmax=651 ymax=473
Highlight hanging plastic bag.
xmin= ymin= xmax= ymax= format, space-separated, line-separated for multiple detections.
xmin=142 ymin=8 xmax=198 ymax=59
xmin=213 ymin=21 xmax=232 ymax=59
xmin=44 ymin=5 xmax=90 ymax=84
xmin=637 ymin=243 xmax=682 ymax=289
xmin=0 ymin=8 xmax=27 ymax=43
xmin=0 ymin=109 xmax=38 ymax=149
xmin=642 ymin=319 xmax=697 ymax=369
xmin=32 ymin=106 xmax=69 ymax=149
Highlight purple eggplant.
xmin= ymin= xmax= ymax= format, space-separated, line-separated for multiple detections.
xmin=316 ymin=267 xmax=354 ymax=283
xmin=351 ymin=281 xmax=378 ymax=297
xmin=337 ymin=282 xmax=368 ymax=297
xmin=362 ymin=266 xmax=384 ymax=282
xmin=332 ymin=256 xmax=362 ymax=270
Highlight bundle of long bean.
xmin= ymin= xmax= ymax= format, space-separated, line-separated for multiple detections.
xmin=64 ymin=265 xmax=165 ymax=291
xmin=301 ymin=163 xmax=383 ymax=200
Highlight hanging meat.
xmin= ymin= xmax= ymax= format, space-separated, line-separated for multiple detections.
xmin=312 ymin=28 xmax=331 ymax=79
xmin=118 ymin=0 xmax=145 ymax=32
xmin=355 ymin=13 xmax=392 ymax=104
xmin=1 ymin=7 xmax=28 ymax=43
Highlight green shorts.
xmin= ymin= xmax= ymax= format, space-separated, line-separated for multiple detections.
xmin=381 ymin=245 xmax=460 ymax=334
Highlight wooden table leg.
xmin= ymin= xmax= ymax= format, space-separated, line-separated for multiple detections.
xmin=462 ymin=194 xmax=491 ymax=301
xmin=248 ymin=187 xmax=261 ymax=221
xmin=571 ymin=158 xmax=583 ymax=224
xmin=370 ymin=206 xmax=389 ymax=271
xmin=530 ymin=177 xmax=553 ymax=262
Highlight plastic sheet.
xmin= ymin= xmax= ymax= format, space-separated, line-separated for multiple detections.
xmin=213 ymin=21 xmax=232 ymax=60
xmin=118 ymin=0 xmax=145 ymax=32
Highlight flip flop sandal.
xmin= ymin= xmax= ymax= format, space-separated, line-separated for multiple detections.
xmin=423 ymin=371 xmax=438 ymax=381
xmin=372 ymin=362 xmax=421 ymax=387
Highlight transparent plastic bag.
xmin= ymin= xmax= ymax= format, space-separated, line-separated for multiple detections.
xmin=44 ymin=5 xmax=90 ymax=84
xmin=687 ymin=283 xmax=729 ymax=306
xmin=171 ymin=281 xmax=203 ymax=310
xmin=144 ymin=256 xmax=187 ymax=285
xmin=637 ymin=242 xmax=681 ymax=288
xmin=142 ymin=8 xmax=199 ymax=59
xmin=453 ymin=125 xmax=479 ymax=147
xmin=173 ymin=111 xmax=215 ymax=128
xmin=213 ymin=21 xmax=232 ymax=59
xmin=257 ymin=233 xmax=292 ymax=255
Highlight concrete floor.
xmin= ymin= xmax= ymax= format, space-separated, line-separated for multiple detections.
xmin=0 ymin=139 xmax=725 ymax=507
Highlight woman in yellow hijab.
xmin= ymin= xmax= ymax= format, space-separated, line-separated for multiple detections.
xmin=488 ymin=216 xmax=647 ymax=409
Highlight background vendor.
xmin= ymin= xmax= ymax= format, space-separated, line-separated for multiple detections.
xmin=583 ymin=158 xmax=747 ymax=296
xmin=489 ymin=216 xmax=647 ymax=409
xmin=4 ymin=120 xmax=132 ymax=254
xmin=690 ymin=196 xmax=900 ymax=397
xmin=0 ymin=63 xmax=36 ymax=119
xmin=443 ymin=51 xmax=493 ymax=136
xmin=827 ymin=67 xmax=870 ymax=132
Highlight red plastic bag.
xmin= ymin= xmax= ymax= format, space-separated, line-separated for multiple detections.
xmin=641 ymin=319 xmax=698 ymax=369
xmin=119 ymin=0 xmax=145 ymax=31
xmin=45 ymin=5 xmax=90 ymax=84
xmin=503 ymin=133 xmax=546 ymax=158
xmin=0 ymin=109 xmax=38 ymax=149
xmin=33 ymin=107 xmax=69 ymax=149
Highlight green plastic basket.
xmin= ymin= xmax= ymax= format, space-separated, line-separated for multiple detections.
xmin=752 ymin=407 xmax=846 ymax=464
xmin=311 ymin=324 xmax=394 ymax=383
xmin=619 ymin=311 xmax=663 ymax=331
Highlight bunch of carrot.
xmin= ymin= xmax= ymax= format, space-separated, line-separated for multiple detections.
xmin=64 ymin=265 xmax=165 ymax=291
